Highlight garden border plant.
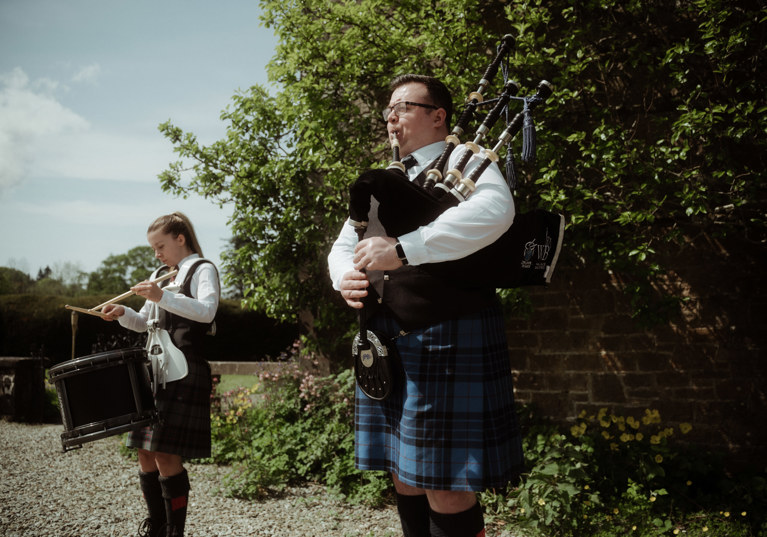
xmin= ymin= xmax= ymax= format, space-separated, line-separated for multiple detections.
xmin=201 ymin=359 xmax=767 ymax=535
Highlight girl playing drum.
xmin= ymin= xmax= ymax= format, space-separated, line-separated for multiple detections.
xmin=102 ymin=212 xmax=220 ymax=537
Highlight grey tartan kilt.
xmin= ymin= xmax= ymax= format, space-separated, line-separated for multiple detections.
xmin=355 ymin=304 xmax=524 ymax=492
xmin=126 ymin=354 xmax=212 ymax=459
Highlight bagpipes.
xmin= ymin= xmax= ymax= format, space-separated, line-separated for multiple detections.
xmin=350 ymin=35 xmax=565 ymax=400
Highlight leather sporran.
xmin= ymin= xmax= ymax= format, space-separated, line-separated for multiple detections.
xmin=353 ymin=329 xmax=397 ymax=400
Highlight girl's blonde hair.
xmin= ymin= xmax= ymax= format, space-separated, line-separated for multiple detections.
xmin=147 ymin=212 xmax=204 ymax=257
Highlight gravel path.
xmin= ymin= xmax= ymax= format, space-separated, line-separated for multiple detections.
xmin=1 ymin=420 xmax=520 ymax=537
xmin=0 ymin=420 xmax=402 ymax=537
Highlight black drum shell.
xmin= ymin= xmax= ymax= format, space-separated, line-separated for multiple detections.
xmin=49 ymin=347 xmax=156 ymax=451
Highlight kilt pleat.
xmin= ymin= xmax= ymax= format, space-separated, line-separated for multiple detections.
xmin=355 ymin=305 xmax=523 ymax=492
xmin=126 ymin=356 xmax=212 ymax=459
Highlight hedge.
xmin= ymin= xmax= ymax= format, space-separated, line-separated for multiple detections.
xmin=0 ymin=294 xmax=296 ymax=366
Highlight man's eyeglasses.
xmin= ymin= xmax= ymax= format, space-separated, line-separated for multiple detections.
xmin=382 ymin=101 xmax=438 ymax=121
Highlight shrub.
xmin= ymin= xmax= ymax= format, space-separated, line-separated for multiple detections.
xmin=481 ymin=407 xmax=767 ymax=537
xmin=207 ymin=359 xmax=391 ymax=506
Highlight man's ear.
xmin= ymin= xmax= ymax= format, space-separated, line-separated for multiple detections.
xmin=433 ymin=107 xmax=448 ymax=129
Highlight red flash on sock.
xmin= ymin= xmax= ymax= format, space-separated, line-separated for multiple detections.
xmin=171 ymin=496 xmax=188 ymax=511
xmin=476 ymin=530 xmax=486 ymax=537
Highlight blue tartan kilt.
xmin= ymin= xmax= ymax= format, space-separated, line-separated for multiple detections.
xmin=126 ymin=355 xmax=212 ymax=459
xmin=355 ymin=305 xmax=524 ymax=492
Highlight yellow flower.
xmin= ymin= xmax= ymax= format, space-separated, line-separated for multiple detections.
xmin=610 ymin=442 xmax=618 ymax=451
xmin=584 ymin=485 xmax=590 ymax=490
xmin=741 ymin=511 xmax=747 ymax=516
xmin=570 ymin=422 xmax=588 ymax=437
xmin=642 ymin=408 xmax=661 ymax=425
xmin=627 ymin=416 xmax=640 ymax=430
xmin=650 ymin=435 xmax=661 ymax=445
xmin=613 ymin=508 xmax=619 ymax=514
xmin=520 ymin=508 xmax=525 ymax=514
xmin=655 ymin=454 xmax=663 ymax=463
xmin=632 ymin=526 xmax=637 ymax=531
xmin=620 ymin=433 xmax=633 ymax=442
xmin=703 ymin=526 xmax=708 ymax=532
xmin=635 ymin=432 xmax=644 ymax=441
xmin=724 ymin=511 xmax=730 ymax=517
xmin=538 ymin=498 xmax=546 ymax=506
xmin=579 ymin=409 xmax=588 ymax=419
xmin=649 ymin=496 xmax=657 ymax=502
xmin=602 ymin=431 xmax=612 ymax=440
xmin=686 ymin=480 xmax=692 ymax=486
xmin=674 ymin=530 xmax=680 ymax=535
xmin=679 ymin=422 xmax=693 ymax=434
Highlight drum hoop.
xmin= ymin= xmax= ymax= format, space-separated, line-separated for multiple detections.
xmin=49 ymin=347 xmax=147 ymax=380
xmin=60 ymin=413 xmax=157 ymax=451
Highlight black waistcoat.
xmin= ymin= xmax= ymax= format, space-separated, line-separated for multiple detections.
xmin=155 ymin=260 xmax=217 ymax=357
xmin=362 ymin=198 xmax=497 ymax=331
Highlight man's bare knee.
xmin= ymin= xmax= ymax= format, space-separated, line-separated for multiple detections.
xmin=426 ymin=490 xmax=477 ymax=514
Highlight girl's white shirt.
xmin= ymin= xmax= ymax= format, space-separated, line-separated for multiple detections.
xmin=118 ymin=253 xmax=220 ymax=333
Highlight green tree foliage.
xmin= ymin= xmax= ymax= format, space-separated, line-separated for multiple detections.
xmin=86 ymin=246 xmax=157 ymax=294
xmin=1 ymin=262 xmax=90 ymax=297
xmin=157 ymin=0 xmax=766 ymax=358
xmin=0 ymin=267 xmax=33 ymax=294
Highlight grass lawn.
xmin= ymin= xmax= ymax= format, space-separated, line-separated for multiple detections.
xmin=216 ymin=374 xmax=260 ymax=394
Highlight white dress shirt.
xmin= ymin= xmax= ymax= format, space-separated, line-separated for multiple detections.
xmin=328 ymin=140 xmax=515 ymax=290
xmin=118 ymin=254 xmax=220 ymax=332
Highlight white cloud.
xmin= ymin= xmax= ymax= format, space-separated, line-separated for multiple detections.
xmin=71 ymin=63 xmax=101 ymax=84
xmin=0 ymin=66 xmax=179 ymax=190
xmin=30 ymin=128 xmax=175 ymax=183
xmin=0 ymin=67 xmax=89 ymax=193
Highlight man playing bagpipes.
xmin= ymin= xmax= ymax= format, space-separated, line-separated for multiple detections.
xmin=328 ymin=73 xmax=525 ymax=537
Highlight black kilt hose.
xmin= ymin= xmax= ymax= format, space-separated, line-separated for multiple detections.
xmin=126 ymin=261 xmax=215 ymax=459
xmin=355 ymin=304 xmax=524 ymax=492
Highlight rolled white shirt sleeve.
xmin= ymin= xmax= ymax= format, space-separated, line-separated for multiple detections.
xmin=157 ymin=263 xmax=219 ymax=323
xmin=328 ymin=222 xmax=358 ymax=291
xmin=398 ymin=148 xmax=515 ymax=266
xmin=117 ymin=262 xmax=220 ymax=331
xmin=326 ymin=142 xmax=515 ymax=278
xmin=118 ymin=300 xmax=151 ymax=333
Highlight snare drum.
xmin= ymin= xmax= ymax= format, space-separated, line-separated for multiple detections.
xmin=49 ymin=347 xmax=157 ymax=451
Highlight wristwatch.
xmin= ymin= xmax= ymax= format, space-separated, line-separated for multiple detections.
xmin=394 ymin=239 xmax=409 ymax=266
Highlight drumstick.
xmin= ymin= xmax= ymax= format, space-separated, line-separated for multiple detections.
xmin=65 ymin=305 xmax=110 ymax=319
xmin=90 ymin=269 xmax=179 ymax=311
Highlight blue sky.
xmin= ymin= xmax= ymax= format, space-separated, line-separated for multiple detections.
xmin=0 ymin=0 xmax=278 ymax=280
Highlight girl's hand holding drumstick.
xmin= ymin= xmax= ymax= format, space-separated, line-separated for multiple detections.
xmin=101 ymin=304 xmax=125 ymax=321
xmin=102 ymin=275 xmax=169 ymax=318
xmin=130 ymin=279 xmax=164 ymax=302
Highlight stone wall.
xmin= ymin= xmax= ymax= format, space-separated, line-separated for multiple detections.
xmin=507 ymin=230 xmax=766 ymax=466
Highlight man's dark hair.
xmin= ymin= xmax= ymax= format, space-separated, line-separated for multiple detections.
xmin=390 ymin=74 xmax=453 ymax=127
